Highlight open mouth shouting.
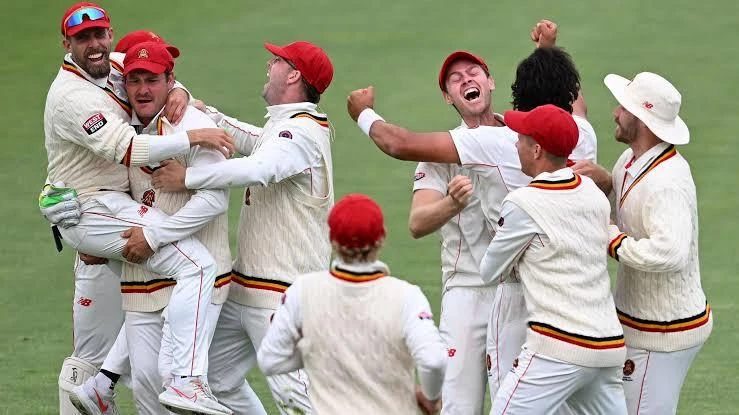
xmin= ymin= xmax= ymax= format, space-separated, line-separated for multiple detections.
xmin=463 ymin=87 xmax=481 ymax=102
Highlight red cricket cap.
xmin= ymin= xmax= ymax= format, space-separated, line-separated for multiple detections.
xmin=438 ymin=50 xmax=490 ymax=92
xmin=123 ymin=41 xmax=175 ymax=76
xmin=264 ymin=41 xmax=333 ymax=94
xmin=115 ymin=30 xmax=180 ymax=58
xmin=328 ymin=194 xmax=386 ymax=250
xmin=61 ymin=2 xmax=110 ymax=37
xmin=504 ymin=104 xmax=579 ymax=158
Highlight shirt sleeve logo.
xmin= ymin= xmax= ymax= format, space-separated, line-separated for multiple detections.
xmin=414 ymin=172 xmax=426 ymax=181
xmin=498 ymin=216 xmax=504 ymax=227
xmin=83 ymin=113 xmax=107 ymax=135
xmin=278 ymin=130 xmax=293 ymax=139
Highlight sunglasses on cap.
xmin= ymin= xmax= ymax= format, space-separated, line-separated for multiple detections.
xmin=63 ymin=7 xmax=107 ymax=35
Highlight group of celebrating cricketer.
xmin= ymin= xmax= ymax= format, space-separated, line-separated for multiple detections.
xmin=39 ymin=2 xmax=713 ymax=415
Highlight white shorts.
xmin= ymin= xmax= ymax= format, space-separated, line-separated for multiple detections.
xmin=439 ymin=286 xmax=495 ymax=415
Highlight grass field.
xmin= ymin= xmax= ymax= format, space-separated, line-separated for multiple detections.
xmin=1 ymin=0 xmax=737 ymax=413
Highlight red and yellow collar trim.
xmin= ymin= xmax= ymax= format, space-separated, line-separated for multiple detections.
xmin=619 ymin=145 xmax=676 ymax=207
xmin=330 ymin=266 xmax=386 ymax=283
xmin=529 ymin=174 xmax=582 ymax=190
xmin=61 ymin=60 xmax=132 ymax=117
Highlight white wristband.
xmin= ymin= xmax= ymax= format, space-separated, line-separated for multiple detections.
xmin=357 ymin=108 xmax=385 ymax=136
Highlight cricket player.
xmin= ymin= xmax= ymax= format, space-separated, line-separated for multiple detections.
xmin=152 ymin=40 xmax=335 ymax=414
xmin=574 ymin=72 xmax=713 ymax=414
xmin=360 ymin=20 xmax=595 ymax=412
xmin=258 ymin=194 xmax=448 ymax=415
xmin=67 ymin=41 xmax=251 ymax=415
xmin=40 ymin=6 xmax=197 ymax=415
xmin=480 ymin=105 xmax=627 ymax=414
xmin=42 ymin=3 xmax=235 ymax=414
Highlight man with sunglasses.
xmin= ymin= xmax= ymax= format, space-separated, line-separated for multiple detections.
xmin=43 ymin=3 xmax=235 ymax=415
xmin=152 ymin=40 xmax=334 ymax=414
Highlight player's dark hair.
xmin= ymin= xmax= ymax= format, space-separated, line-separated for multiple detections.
xmin=511 ymin=47 xmax=580 ymax=113
xmin=302 ymin=79 xmax=321 ymax=104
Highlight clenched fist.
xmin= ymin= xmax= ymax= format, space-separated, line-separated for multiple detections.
xmin=448 ymin=175 xmax=473 ymax=207
xmin=531 ymin=19 xmax=558 ymax=48
xmin=347 ymin=86 xmax=375 ymax=121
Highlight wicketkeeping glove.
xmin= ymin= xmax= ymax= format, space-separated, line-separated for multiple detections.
xmin=38 ymin=183 xmax=81 ymax=229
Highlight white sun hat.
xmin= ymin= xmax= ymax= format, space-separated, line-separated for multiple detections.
xmin=604 ymin=72 xmax=690 ymax=145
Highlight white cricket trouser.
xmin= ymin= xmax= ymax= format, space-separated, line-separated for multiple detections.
xmin=160 ymin=302 xmax=224 ymax=384
xmin=622 ymin=344 xmax=703 ymax=415
xmin=486 ymin=283 xmax=527 ymax=397
xmin=491 ymin=348 xmax=627 ymax=415
xmin=60 ymin=192 xmax=215 ymax=376
xmin=439 ymin=286 xmax=495 ymax=415
xmin=101 ymin=326 xmax=131 ymax=387
xmin=71 ymin=258 xmax=124 ymax=366
xmin=125 ymin=310 xmax=169 ymax=415
xmin=209 ymin=299 xmax=309 ymax=415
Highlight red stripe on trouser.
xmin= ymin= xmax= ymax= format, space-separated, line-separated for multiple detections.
xmin=636 ymin=351 xmax=651 ymax=415
xmin=502 ymin=353 xmax=536 ymax=414
xmin=172 ymin=241 xmax=204 ymax=376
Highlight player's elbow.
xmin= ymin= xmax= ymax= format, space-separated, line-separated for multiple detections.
xmin=421 ymin=347 xmax=448 ymax=379
xmin=408 ymin=215 xmax=429 ymax=239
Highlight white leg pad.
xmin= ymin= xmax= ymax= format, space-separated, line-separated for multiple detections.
xmin=59 ymin=356 xmax=98 ymax=415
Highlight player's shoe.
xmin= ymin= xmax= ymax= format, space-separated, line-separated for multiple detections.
xmin=159 ymin=377 xmax=233 ymax=415
xmin=68 ymin=377 xmax=120 ymax=415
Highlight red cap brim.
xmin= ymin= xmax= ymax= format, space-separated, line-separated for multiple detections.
xmin=264 ymin=42 xmax=292 ymax=61
xmin=165 ymin=45 xmax=180 ymax=59
xmin=503 ymin=110 xmax=534 ymax=136
xmin=66 ymin=19 xmax=110 ymax=37
xmin=123 ymin=61 xmax=168 ymax=76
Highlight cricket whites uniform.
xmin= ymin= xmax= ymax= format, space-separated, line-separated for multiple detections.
xmin=448 ymin=116 xmax=598 ymax=405
xmin=45 ymin=53 xmax=218 ymax=384
xmin=609 ymin=143 xmax=712 ymax=415
xmin=480 ymin=169 xmax=627 ymax=414
xmin=194 ymin=102 xmax=333 ymax=414
xmin=258 ymin=260 xmax=448 ymax=414
xmin=109 ymin=107 xmax=232 ymax=414
xmin=50 ymin=53 xmax=129 ymax=415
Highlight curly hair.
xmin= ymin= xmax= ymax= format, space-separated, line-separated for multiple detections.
xmin=511 ymin=47 xmax=580 ymax=113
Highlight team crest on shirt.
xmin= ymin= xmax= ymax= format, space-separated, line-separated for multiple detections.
xmin=142 ymin=189 xmax=156 ymax=207
xmin=622 ymin=359 xmax=635 ymax=380
xmin=486 ymin=354 xmax=492 ymax=371
xmin=244 ymin=187 xmax=251 ymax=206
xmin=498 ymin=216 xmax=504 ymax=227
xmin=278 ymin=130 xmax=293 ymax=139
xmin=83 ymin=113 xmax=107 ymax=135
xmin=512 ymin=358 xmax=519 ymax=369
xmin=414 ymin=172 xmax=426 ymax=181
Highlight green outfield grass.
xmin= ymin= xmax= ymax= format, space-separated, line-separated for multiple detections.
xmin=1 ymin=0 xmax=737 ymax=413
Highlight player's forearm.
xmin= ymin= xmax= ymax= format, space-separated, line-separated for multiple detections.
xmin=216 ymin=114 xmax=263 ymax=156
xmin=142 ymin=189 xmax=228 ymax=250
xmin=409 ymin=196 xmax=464 ymax=239
xmin=480 ymin=232 xmax=535 ymax=284
xmin=608 ymin=225 xmax=690 ymax=273
xmin=126 ymin=132 xmax=190 ymax=167
xmin=185 ymin=157 xmax=270 ymax=189
xmin=368 ymin=122 xmax=456 ymax=163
